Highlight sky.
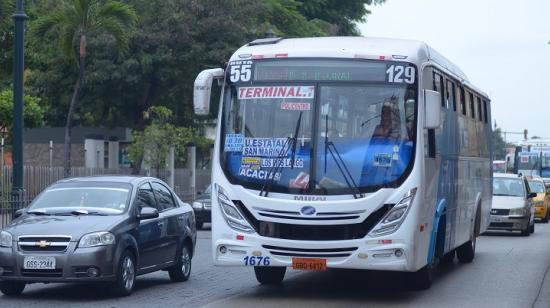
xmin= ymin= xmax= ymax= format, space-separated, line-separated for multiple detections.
xmin=359 ymin=0 xmax=550 ymax=143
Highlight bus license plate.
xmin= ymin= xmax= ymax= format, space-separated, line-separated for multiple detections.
xmin=292 ymin=258 xmax=326 ymax=271
xmin=23 ymin=256 xmax=56 ymax=270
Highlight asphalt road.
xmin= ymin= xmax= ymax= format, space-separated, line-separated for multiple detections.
xmin=3 ymin=222 xmax=550 ymax=308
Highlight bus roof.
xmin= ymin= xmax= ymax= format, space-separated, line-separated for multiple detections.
xmin=231 ymin=36 xmax=489 ymax=99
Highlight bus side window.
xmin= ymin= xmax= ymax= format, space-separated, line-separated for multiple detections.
xmin=433 ymin=72 xmax=445 ymax=108
xmin=476 ymin=96 xmax=483 ymax=122
xmin=483 ymin=100 xmax=489 ymax=123
xmin=459 ymin=87 xmax=466 ymax=115
xmin=446 ymin=79 xmax=456 ymax=112
xmin=469 ymin=92 xmax=475 ymax=119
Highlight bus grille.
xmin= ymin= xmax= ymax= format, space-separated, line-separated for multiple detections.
xmin=262 ymin=245 xmax=358 ymax=258
xmin=234 ymin=201 xmax=392 ymax=241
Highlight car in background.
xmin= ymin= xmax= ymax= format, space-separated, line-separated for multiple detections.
xmin=489 ymin=173 xmax=536 ymax=236
xmin=527 ymin=177 xmax=550 ymax=223
xmin=0 ymin=176 xmax=196 ymax=297
xmin=192 ymin=184 xmax=211 ymax=230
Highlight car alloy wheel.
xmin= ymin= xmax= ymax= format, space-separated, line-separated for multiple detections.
xmin=122 ymin=255 xmax=135 ymax=292
xmin=181 ymin=246 xmax=191 ymax=277
xmin=169 ymin=244 xmax=192 ymax=282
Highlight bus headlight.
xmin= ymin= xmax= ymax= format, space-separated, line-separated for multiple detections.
xmin=368 ymin=188 xmax=417 ymax=237
xmin=215 ymin=184 xmax=254 ymax=233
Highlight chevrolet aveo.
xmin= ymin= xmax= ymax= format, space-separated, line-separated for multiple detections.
xmin=0 ymin=176 xmax=196 ymax=296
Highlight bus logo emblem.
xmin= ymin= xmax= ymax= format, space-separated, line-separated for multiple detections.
xmin=300 ymin=206 xmax=316 ymax=216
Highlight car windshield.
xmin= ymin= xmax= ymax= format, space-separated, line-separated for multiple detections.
xmin=493 ymin=178 xmax=525 ymax=197
xmin=528 ymin=180 xmax=545 ymax=193
xmin=28 ymin=183 xmax=132 ymax=215
xmin=220 ymin=60 xmax=417 ymax=195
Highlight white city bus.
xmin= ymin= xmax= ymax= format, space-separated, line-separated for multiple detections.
xmin=194 ymin=37 xmax=492 ymax=289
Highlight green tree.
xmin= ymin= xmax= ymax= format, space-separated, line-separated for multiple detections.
xmin=33 ymin=0 xmax=137 ymax=176
xmin=298 ymin=0 xmax=386 ymax=35
xmin=0 ymin=89 xmax=44 ymax=134
xmin=128 ymin=106 xmax=196 ymax=175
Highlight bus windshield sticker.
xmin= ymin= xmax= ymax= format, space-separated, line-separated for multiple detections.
xmin=241 ymin=157 xmax=261 ymax=170
xmin=374 ymin=153 xmax=392 ymax=167
xmin=239 ymin=168 xmax=281 ymax=181
xmin=393 ymin=145 xmax=400 ymax=152
xmin=290 ymin=172 xmax=309 ymax=189
xmin=242 ymin=138 xmax=288 ymax=157
xmin=238 ymin=86 xmax=315 ymax=100
xmin=392 ymin=153 xmax=399 ymax=161
xmin=281 ymin=102 xmax=311 ymax=111
xmin=261 ymin=157 xmax=304 ymax=168
xmin=228 ymin=60 xmax=253 ymax=83
xmin=224 ymin=134 xmax=244 ymax=152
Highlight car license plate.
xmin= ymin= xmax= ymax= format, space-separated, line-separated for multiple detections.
xmin=492 ymin=217 xmax=502 ymax=222
xmin=23 ymin=256 xmax=56 ymax=270
xmin=292 ymin=258 xmax=326 ymax=271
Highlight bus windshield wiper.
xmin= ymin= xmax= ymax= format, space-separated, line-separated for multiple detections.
xmin=259 ymin=112 xmax=303 ymax=197
xmin=289 ymin=111 xmax=303 ymax=169
xmin=324 ymin=115 xmax=363 ymax=199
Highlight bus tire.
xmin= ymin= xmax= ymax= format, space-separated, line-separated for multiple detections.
xmin=411 ymin=264 xmax=433 ymax=290
xmin=254 ymin=267 xmax=286 ymax=285
xmin=440 ymin=249 xmax=455 ymax=264
xmin=456 ymin=237 xmax=476 ymax=263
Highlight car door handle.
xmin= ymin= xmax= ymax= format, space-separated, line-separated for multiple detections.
xmin=177 ymin=216 xmax=185 ymax=221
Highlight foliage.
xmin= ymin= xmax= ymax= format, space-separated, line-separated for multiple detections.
xmin=0 ymin=89 xmax=44 ymax=134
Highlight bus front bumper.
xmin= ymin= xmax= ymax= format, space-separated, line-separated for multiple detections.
xmin=212 ymin=235 xmax=414 ymax=272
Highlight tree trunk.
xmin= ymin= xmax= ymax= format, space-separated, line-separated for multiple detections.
xmin=131 ymin=76 xmax=155 ymax=175
xmin=63 ymin=34 xmax=86 ymax=177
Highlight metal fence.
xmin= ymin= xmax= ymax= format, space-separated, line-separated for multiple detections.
xmin=0 ymin=166 xmax=211 ymax=228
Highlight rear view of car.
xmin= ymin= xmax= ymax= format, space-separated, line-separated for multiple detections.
xmin=527 ymin=177 xmax=550 ymax=223
xmin=192 ymin=184 xmax=212 ymax=229
xmin=489 ymin=173 xmax=536 ymax=236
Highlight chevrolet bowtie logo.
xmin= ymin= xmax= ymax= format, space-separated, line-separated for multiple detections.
xmin=36 ymin=240 xmax=51 ymax=248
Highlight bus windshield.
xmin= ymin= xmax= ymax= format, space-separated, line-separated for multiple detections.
xmin=220 ymin=59 xmax=417 ymax=195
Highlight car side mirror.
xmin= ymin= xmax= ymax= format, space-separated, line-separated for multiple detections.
xmin=527 ymin=192 xmax=537 ymax=199
xmin=138 ymin=207 xmax=159 ymax=220
xmin=424 ymin=90 xmax=442 ymax=129
xmin=193 ymin=68 xmax=224 ymax=115
xmin=14 ymin=208 xmax=26 ymax=219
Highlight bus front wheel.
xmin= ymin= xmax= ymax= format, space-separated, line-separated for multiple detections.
xmin=254 ymin=267 xmax=286 ymax=285
xmin=411 ymin=264 xmax=434 ymax=290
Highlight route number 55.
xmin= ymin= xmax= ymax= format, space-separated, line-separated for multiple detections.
xmin=230 ymin=64 xmax=252 ymax=83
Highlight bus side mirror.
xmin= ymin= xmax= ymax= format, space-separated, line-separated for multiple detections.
xmin=193 ymin=68 xmax=225 ymax=115
xmin=424 ymin=90 xmax=442 ymax=129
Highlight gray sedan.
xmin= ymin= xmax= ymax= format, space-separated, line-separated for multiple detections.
xmin=0 ymin=176 xmax=196 ymax=296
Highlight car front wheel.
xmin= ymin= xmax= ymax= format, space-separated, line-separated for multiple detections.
xmin=110 ymin=250 xmax=136 ymax=296
xmin=0 ymin=281 xmax=25 ymax=296
xmin=169 ymin=244 xmax=192 ymax=282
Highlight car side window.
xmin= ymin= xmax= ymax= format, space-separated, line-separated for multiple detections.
xmin=135 ymin=182 xmax=159 ymax=211
xmin=152 ymin=182 xmax=176 ymax=211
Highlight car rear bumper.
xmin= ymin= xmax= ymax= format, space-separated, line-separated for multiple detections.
xmin=0 ymin=243 xmax=117 ymax=283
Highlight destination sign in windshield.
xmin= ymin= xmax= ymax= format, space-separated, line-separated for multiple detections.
xmin=253 ymin=59 xmax=413 ymax=83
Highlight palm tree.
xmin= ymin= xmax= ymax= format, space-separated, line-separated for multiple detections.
xmin=34 ymin=0 xmax=137 ymax=176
